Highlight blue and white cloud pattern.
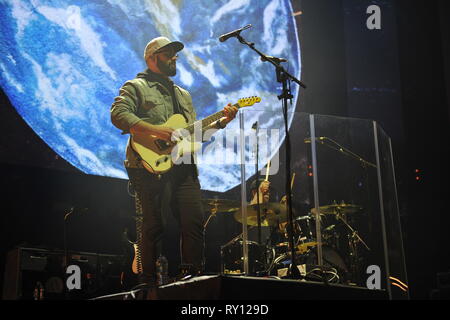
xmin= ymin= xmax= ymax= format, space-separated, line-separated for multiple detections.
xmin=0 ymin=0 xmax=301 ymax=192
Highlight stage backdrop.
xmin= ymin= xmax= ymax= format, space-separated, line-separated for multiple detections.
xmin=0 ymin=0 xmax=301 ymax=192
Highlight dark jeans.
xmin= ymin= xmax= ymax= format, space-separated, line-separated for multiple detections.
xmin=126 ymin=164 xmax=204 ymax=284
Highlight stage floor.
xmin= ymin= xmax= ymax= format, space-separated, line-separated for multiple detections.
xmin=92 ymin=274 xmax=388 ymax=300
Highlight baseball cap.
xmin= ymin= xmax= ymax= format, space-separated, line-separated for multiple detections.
xmin=143 ymin=36 xmax=184 ymax=61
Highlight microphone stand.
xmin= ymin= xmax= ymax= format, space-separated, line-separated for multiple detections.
xmin=234 ymin=34 xmax=306 ymax=279
xmin=63 ymin=207 xmax=74 ymax=299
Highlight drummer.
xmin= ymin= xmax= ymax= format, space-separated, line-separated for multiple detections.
xmin=249 ymin=179 xmax=271 ymax=205
xmin=247 ymin=178 xmax=286 ymax=246
xmin=248 ymin=178 xmax=309 ymax=242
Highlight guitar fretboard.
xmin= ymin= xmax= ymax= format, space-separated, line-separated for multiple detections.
xmin=185 ymin=103 xmax=239 ymax=134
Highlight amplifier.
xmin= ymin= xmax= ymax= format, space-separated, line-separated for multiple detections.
xmin=2 ymin=247 xmax=124 ymax=300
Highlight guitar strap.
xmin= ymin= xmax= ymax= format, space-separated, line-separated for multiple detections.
xmin=168 ymin=83 xmax=181 ymax=116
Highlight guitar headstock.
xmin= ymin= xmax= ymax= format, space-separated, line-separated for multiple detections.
xmin=237 ymin=96 xmax=262 ymax=108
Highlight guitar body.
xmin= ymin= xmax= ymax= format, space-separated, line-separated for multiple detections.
xmin=131 ymin=114 xmax=201 ymax=174
xmin=119 ymin=226 xmax=140 ymax=288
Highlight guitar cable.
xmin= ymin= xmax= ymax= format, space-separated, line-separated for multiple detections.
xmin=127 ymin=180 xmax=136 ymax=198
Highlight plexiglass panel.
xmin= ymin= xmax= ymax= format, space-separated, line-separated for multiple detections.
xmin=374 ymin=124 xmax=409 ymax=299
xmin=311 ymin=114 xmax=387 ymax=288
xmin=214 ymin=110 xmax=407 ymax=299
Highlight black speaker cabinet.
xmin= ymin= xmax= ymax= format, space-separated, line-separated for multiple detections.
xmin=2 ymin=247 xmax=124 ymax=300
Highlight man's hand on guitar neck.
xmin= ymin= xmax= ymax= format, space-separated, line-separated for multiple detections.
xmin=217 ymin=103 xmax=238 ymax=128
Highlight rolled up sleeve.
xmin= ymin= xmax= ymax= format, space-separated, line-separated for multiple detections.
xmin=110 ymin=82 xmax=142 ymax=134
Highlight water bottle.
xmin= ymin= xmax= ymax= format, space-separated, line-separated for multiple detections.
xmin=156 ymin=255 xmax=169 ymax=286
xmin=33 ymin=282 xmax=44 ymax=300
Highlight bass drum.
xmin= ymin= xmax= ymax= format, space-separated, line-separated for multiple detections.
xmin=221 ymin=240 xmax=274 ymax=276
xmin=272 ymin=245 xmax=349 ymax=284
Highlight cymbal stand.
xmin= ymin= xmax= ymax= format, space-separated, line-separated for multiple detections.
xmin=335 ymin=211 xmax=370 ymax=251
xmin=221 ymin=224 xmax=258 ymax=250
xmin=334 ymin=209 xmax=370 ymax=283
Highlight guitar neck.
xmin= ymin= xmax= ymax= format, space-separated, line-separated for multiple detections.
xmin=185 ymin=103 xmax=239 ymax=134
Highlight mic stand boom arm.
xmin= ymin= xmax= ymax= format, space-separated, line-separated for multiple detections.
xmin=234 ymin=34 xmax=306 ymax=279
xmin=235 ymin=34 xmax=307 ymax=89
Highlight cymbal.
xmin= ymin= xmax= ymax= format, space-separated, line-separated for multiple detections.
xmin=202 ymin=199 xmax=240 ymax=213
xmin=234 ymin=203 xmax=292 ymax=227
xmin=311 ymin=202 xmax=362 ymax=215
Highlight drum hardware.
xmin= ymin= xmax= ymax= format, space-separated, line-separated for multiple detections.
xmin=201 ymin=198 xmax=240 ymax=273
xmin=275 ymin=241 xmax=317 ymax=256
xmin=310 ymin=201 xmax=362 ymax=216
xmin=220 ymin=230 xmax=275 ymax=276
xmin=305 ymin=245 xmax=349 ymax=284
xmin=268 ymin=205 xmax=363 ymax=284
xmin=333 ymin=210 xmax=370 ymax=252
xmin=312 ymin=202 xmax=368 ymax=285
xmin=278 ymin=215 xmax=318 ymax=253
xmin=334 ymin=209 xmax=369 ymax=285
xmin=271 ymin=246 xmax=346 ymax=284
xmin=201 ymin=198 xmax=240 ymax=214
xmin=269 ymin=214 xmax=319 ymax=278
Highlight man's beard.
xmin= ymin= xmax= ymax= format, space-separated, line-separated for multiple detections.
xmin=157 ymin=58 xmax=176 ymax=77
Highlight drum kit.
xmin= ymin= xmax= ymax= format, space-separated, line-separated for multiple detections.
xmin=202 ymin=198 xmax=370 ymax=284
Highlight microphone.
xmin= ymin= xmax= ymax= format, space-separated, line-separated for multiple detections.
xmin=219 ymin=24 xmax=252 ymax=42
xmin=304 ymin=137 xmax=326 ymax=143
xmin=261 ymin=55 xmax=288 ymax=63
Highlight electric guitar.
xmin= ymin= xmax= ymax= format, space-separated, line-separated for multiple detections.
xmin=131 ymin=96 xmax=261 ymax=174
xmin=131 ymin=214 xmax=143 ymax=275
xmin=120 ymin=204 xmax=143 ymax=287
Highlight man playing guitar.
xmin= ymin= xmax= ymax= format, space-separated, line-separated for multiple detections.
xmin=111 ymin=36 xmax=238 ymax=288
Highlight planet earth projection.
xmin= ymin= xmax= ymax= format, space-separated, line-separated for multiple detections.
xmin=0 ymin=0 xmax=301 ymax=192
